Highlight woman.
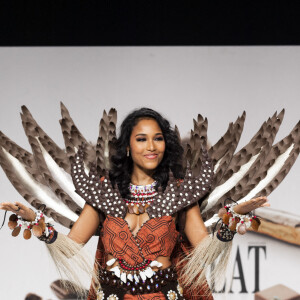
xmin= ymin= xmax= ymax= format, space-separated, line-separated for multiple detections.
xmin=1 ymin=107 xmax=270 ymax=299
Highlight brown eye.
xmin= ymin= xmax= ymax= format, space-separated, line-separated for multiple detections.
xmin=155 ymin=136 xmax=164 ymax=141
xmin=136 ymin=138 xmax=146 ymax=142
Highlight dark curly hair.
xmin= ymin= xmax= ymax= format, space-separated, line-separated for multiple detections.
xmin=109 ymin=108 xmax=184 ymax=198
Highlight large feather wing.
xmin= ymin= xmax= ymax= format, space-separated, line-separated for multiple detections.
xmin=190 ymin=111 xmax=300 ymax=230
xmin=0 ymin=131 xmax=76 ymax=228
xmin=0 ymin=104 xmax=117 ymax=229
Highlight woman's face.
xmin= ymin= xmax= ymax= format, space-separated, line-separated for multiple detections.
xmin=129 ymin=118 xmax=165 ymax=174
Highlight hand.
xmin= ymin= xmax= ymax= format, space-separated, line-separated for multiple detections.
xmin=0 ymin=201 xmax=36 ymax=221
xmin=233 ymin=196 xmax=270 ymax=215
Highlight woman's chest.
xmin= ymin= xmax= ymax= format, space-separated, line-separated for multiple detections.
xmin=124 ymin=212 xmax=150 ymax=236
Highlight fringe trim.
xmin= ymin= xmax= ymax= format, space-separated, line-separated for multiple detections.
xmin=46 ymin=233 xmax=99 ymax=299
xmin=177 ymin=234 xmax=232 ymax=296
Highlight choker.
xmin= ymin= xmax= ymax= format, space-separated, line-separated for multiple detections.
xmin=125 ymin=182 xmax=157 ymax=214
xmin=129 ymin=181 xmax=157 ymax=194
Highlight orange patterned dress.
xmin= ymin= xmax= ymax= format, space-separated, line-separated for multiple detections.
xmin=87 ymin=215 xmax=213 ymax=300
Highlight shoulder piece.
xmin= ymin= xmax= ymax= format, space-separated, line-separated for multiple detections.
xmin=71 ymin=144 xmax=127 ymax=218
xmin=147 ymin=142 xmax=213 ymax=218
xmin=72 ymin=142 xmax=213 ymax=219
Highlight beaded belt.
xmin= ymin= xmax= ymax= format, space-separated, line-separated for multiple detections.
xmin=97 ymin=266 xmax=184 ymax=299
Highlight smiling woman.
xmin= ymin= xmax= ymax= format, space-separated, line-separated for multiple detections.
xmin=109 ymin=108 xmax=185 ymax=204
xmin=129 ymin=119 xmax=165 ymax=179
xmin=1 ymin=104 xmax=297 ymax=300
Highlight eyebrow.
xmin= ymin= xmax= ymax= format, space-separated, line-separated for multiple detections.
xmin=135 ymin=133 xmax=163 ymax=137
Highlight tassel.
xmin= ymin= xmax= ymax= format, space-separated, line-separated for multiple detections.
xmin=178 ymin=234 xmax=232 ymax=295
xmin=46 ymin=233 xmax=99 ymax=298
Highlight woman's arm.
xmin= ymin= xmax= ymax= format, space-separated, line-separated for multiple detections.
xmin=184 ymin=196 xmax=270 ymax=247
xmin=184 ymin=203 xmax=208 ymax=247
xmin=68 ymin=203 xmax=100 ymax=244
xmin=0 ymin=201 xmax=100 ymax=244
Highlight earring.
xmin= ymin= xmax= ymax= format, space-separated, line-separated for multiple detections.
xmin=127 ymin=149 xmax=130 ymax=157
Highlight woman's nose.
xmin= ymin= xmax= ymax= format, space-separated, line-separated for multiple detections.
xmin=147 ymin=140 xmax=155 ymax=151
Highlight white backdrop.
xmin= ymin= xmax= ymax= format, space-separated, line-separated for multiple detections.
xmin=0 ymin=47 xmax=300 ymax=300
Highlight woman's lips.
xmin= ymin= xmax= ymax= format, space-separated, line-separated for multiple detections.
xmin=144 ymin=154 xmax=158 ymax=159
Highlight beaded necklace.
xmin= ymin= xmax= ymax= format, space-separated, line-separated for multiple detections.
xmin=125 ymin=182 xmax=157 ymax=214
xmin=106 ymin=181 xmax=163 ymax=283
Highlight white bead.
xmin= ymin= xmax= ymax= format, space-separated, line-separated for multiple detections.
xmin=106 ymin=258 xmax=117 ymax=266
xmin=127 ymin=273 xmax=133 ymax=282
xmin=144 ymin=267 xmax=154 ymax=278
xmin=110 ymin=266 xmax=120 ymax=277
xmin=139 ymin=271 xmax=147 ymax=281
